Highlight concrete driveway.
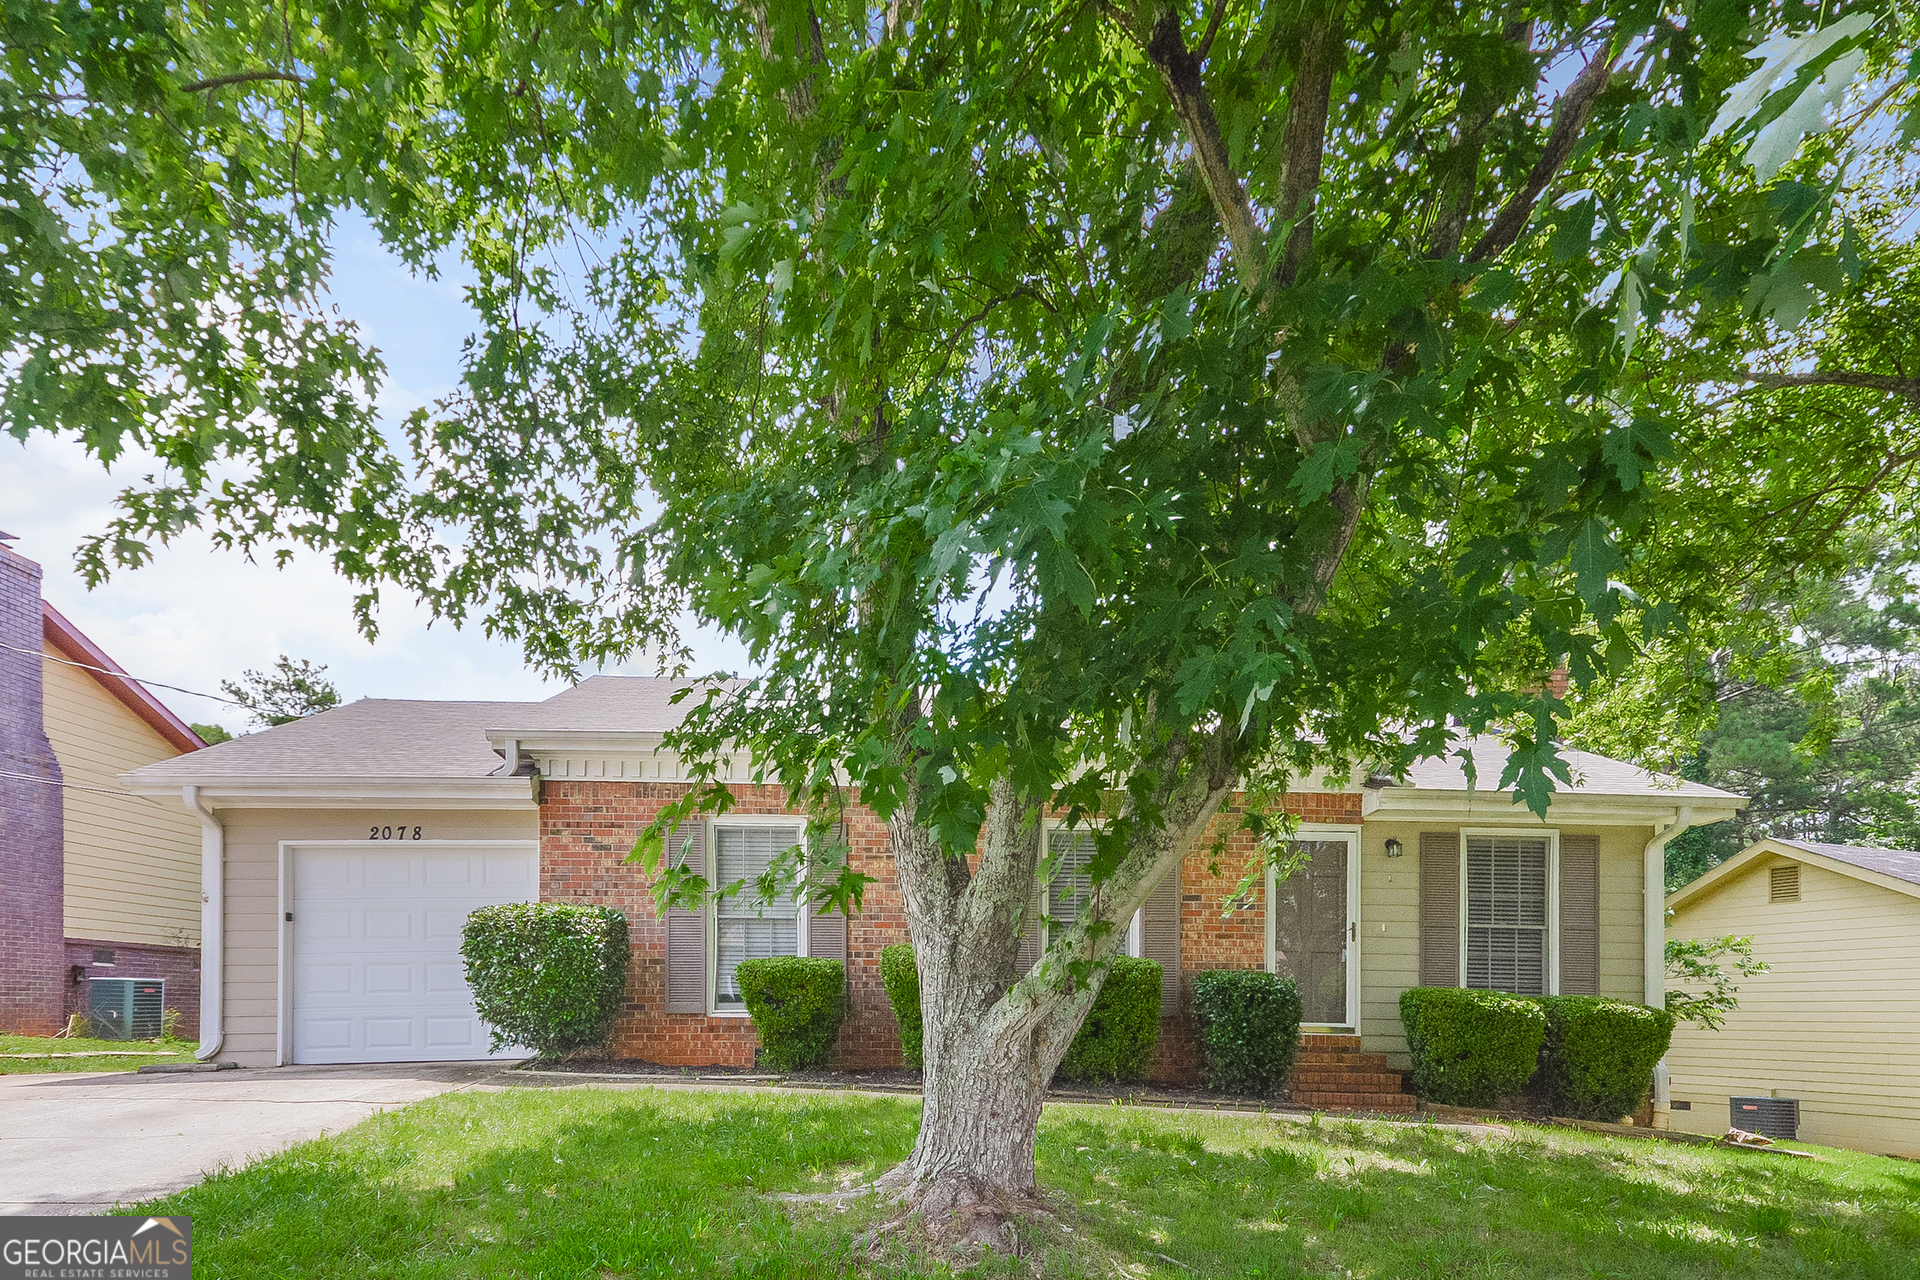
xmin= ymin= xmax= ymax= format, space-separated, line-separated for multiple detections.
xmin=0 ymin=1062 xmax=509 ymax=1215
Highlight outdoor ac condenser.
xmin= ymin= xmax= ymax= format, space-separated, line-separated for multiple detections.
xmin=87 ymin=977 xmax=165 ymax=1040
xmin=1729 ymin=1095 xmax=1800 ymax=1141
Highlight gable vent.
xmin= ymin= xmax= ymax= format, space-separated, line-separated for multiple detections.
xmin=1769 ymin=864 xmax=1801 ymax=903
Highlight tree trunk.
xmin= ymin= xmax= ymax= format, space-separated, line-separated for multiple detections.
xmin=874 ymin=738 xmax=1235 ymax=1247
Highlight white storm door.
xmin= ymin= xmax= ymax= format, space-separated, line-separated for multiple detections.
xmin=290 ymin=844 xmax=536 ymax=1064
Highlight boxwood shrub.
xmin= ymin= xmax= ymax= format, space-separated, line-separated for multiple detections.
xmin=1056 ymin=957 xmax=1164 ymax=1084
xmin=461 ymin=902 xmax=629 ymax=1059
xmin=1190 ymin=969 xmax=1304 ymax=1095
xmin=1399 ymin=987 xmax=1546 ymax=1106
xmin=1536 ymin=995 xmax=1676 ymax=1120
xmin=735 ymin=956 xmax=846 ymax=1071
xmin=879 ymin=943 xmax=924 ymax=1069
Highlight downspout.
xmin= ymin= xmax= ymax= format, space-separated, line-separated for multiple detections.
xmin=1643 ymin=805 xmax=1697 ymax=1130
xmin=1642 ymin=806 xmax=1697 ymax=1007
xmin=186 ymin=785 xmax=224 ymax=1062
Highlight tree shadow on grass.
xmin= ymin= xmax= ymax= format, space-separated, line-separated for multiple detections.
xmin=1034 ymin=1110 xmax=1920 ymax=1280
xmin=136 ymin=1090 xmax=1920 ymax=1280
xmin=141 ymin=1088 xmax=926 ymax=1280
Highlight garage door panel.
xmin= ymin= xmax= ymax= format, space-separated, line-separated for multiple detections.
xmin=424 ymin=858 xmax=474 ymax=886
xmin=292 ymin=846 xmax=534 ymax=1064
xmin=486 ymin=856 xmax=532 ymax=888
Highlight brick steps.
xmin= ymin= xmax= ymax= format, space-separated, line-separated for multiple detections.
xmin=1285 ymin=1034 xmax=1417 ymax=1114
xmin=1292 ymin=1090 xmax=1417 ymax=1112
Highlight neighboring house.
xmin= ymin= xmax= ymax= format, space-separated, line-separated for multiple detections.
xmin=0 ymin=536 xmax=207 ymax=1036
xmin=126 ymin=676 xmax=1744 ymax=1090
xmin=1665 ymin=838 xmax=1920 ymax=1157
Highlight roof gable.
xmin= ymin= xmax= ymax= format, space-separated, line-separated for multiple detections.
xmin=1667 ymin=836 xmax=1920 ymax=913
xmin=42 ymin=602 xmax=204 ymax=755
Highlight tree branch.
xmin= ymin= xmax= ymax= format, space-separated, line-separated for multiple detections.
xmin=1141 ymin=7 xmax=1265 ymax=291
xmin=1196 ymin=0 xmax=1230 ymax=60
xmin=1274 ymin=16 xmax=1343 ymax=288
xmin=1739 ymin=370 xmax=1920 ymax=407
xmin=1425 ymin=20 xmax=1533 ymax=260
xmin=179 ymin=70 xmax=309 ymax=93
xmin=1466 ymin=46 xmax=1617 ymax=264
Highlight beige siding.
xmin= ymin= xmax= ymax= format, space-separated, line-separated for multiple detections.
xmin=215 ymin=808 xmax=538 ymax=1066
xmin=1359 ymin=820 xmax=1650 ymax=1066
xmin=1665 ymin=855 xmax=1920 ymax=1157
xmin=42 ymin=646 xmax=204 ymax=947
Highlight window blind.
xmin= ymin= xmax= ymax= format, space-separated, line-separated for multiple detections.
xmin=713 ymin=824 xmax=802 ymax=1007
xmin=1465 ymin=835 xmax=1549 ymax=995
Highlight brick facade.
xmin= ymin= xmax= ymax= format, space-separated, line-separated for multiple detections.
xmin=63 ymin=938 xmax=201 ymax=1039
xmin=539 ymin=781 xmax=909 ymax=1069
xmin=539 ymin=778 xmax=1362 ymax=1083
xmin=0 ymin=544 xmax=66 ymax=1035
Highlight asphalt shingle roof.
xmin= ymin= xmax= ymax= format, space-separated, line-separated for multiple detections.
xmin=1771 ymin=838 xmax=1920 ymax=887
xmin=128 ymin=698 xmax=534 ymax=779
xmin=1394 ymin=737 xmax=1742 ymax=801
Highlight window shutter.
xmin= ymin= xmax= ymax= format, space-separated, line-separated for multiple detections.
xmin=1140 ymin=860 xmax=1182 ymax=1018
xmin=805 ymin=821 xmax=849 ymax=962
xmin=1418 ymin=832 xmax=1460 ymax=988
xmin=665 ymin=819 xmax=707 ymax=1013
xmin=1558 ymin=834 xmax=1600 ymax=995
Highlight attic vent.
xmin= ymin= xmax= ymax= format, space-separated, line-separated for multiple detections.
xmin=1769 ymin=864 xmax=1801 ymax=903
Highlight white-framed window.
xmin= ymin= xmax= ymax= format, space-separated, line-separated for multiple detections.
xmin=708 ymin=818 xmax=808 ymax=1014
xmin=1045 ymin=824 xmax=1140 ymax=955
xmin=1460 ymin=830 xmax=1558 ymax=996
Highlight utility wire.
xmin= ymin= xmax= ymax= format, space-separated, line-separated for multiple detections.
xmin=0 ymin=768 xmax=164 ymax=805
xmin=0 ymin=639 xmax=248 ymax=707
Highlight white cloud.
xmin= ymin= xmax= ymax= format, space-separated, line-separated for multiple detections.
xmin=4 ymin=217 xmax=750 ymax=736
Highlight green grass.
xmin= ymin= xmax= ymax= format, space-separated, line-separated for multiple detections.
xmin=0 ymin=1032 xmax=192 ymax=1074
xmin=141 ymin=1087 xmax=1920 ymax=1279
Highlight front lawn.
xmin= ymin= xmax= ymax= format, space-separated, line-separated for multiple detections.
xmin=143 ymin=1087 xmax=1920 ymax=1278
xmin=0 ymin=1032 xmax=192 ymax=1074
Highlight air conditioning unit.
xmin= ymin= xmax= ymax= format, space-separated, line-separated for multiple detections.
xmin=1729 ymin=1095 xmax=1800 ymax=1141
xmin=88 ymin=977 xmax=166 ymax=1040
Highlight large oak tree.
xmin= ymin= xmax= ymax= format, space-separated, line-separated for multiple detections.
xmin=8 ymin=0 xmax=1919 ymax=1240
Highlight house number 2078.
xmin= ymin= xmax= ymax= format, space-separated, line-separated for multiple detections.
xmin=370 ymin=824 xmax=423 ymax=840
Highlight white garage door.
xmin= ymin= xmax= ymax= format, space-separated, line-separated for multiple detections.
xmin=291 ymin=844 xmax=536 ymax=1064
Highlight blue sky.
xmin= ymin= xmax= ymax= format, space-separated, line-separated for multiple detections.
xmin=2 ymin=216 xmax=745 ymax=736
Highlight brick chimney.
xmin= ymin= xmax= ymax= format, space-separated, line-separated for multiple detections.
xmin=0 ymin=535 xmax=66 ymax=1034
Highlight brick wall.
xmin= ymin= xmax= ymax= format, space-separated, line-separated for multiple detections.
xmin=540 ymin=778 xmax=1361 ymax=1082
xmin=62 ymin=939 xmax=201 ymax=1038
xmin=538 ymin=781 xmax=907 ymax=1069
xmin=0 ymin=545 xmax=65 ymax=1035
xmin=1150 ymin=790 xmax=1365 ymax=1082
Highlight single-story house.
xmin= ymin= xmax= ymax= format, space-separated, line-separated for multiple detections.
xmin=0 ymin=535 xmax=207 ymax=1036
xmin=1664 ymin=837 xmax=1920 ymax=1157
xmin=125 ymin=676 xmax=1743 ymax=1101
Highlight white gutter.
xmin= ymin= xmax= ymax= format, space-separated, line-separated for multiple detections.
xmin=185 ymin=785 xmax=224 ymax=1062
xmin=1642 ymin=806 xmax=1698 ymax=1007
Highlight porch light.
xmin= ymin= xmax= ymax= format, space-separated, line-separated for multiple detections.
xmin=1384 ymin=838 xmax=1404 ymax=859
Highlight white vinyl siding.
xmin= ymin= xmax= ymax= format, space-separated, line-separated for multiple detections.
xmin=1465 ymin=835 xmax=1549 ymax=995
xmin=711 ymin=822 xmax=803 ymax=1010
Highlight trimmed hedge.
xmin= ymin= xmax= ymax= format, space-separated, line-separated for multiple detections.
xmin=735 ymin=956 xmax=846 ymax=1071
xmin=461 ymin=902 xmax=629 ymax=1059
xmin=1537 ymin=996 xmax=1675 ymax=1120
xmin=1399 ymin=987 xmax=1547 ymax=1106
xmin=1056 ymin=957 xmax=1164 ymax=1084
xmin=1190 ymin=969 xmax=1303 ymax=1095
xmin=879 ymin=944 xmax=924 ymax=1069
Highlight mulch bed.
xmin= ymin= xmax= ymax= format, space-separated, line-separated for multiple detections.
xmin=516 ymin=1059 xmax=1408 ymax=1116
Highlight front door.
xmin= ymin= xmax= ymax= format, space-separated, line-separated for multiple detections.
xmin=1268 ymin=833 xmax=1359 ymax=1028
